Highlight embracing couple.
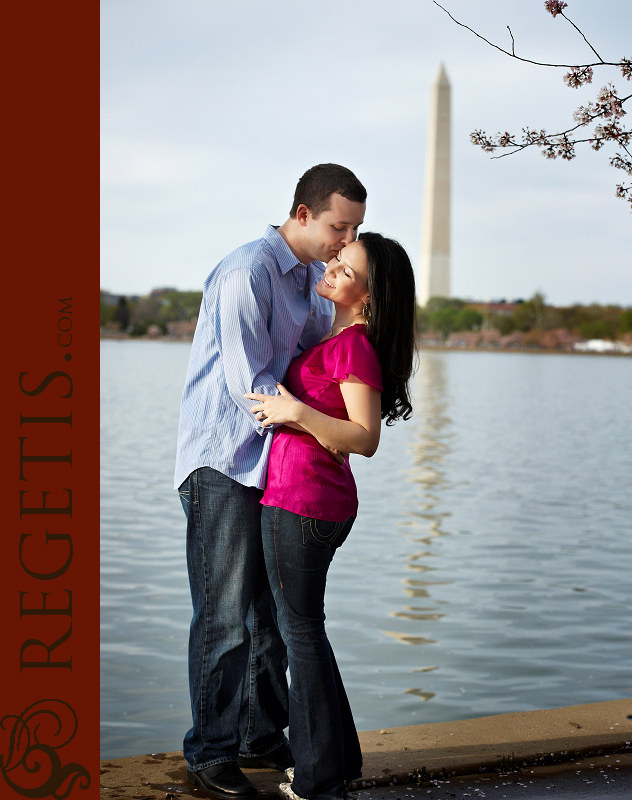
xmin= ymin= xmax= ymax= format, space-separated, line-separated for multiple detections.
xmin=174 ymin=164 xmax=416 ymax=800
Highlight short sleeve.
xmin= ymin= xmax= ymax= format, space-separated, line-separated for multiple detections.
xmin=331 ymin=327 xmax=383 ymax=392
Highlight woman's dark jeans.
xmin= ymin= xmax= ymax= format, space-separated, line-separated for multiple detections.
xmin=261 ymin=505 xmax=362 ymax=800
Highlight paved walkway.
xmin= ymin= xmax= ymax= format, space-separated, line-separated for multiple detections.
xmin=99 ymin=698 xmax=632 ymax=798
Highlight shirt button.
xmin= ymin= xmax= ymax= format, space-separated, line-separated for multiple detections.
xmin=298 ymin=286 xmax=304 ymax=292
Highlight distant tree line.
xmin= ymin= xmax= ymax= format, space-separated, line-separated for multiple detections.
xmin=416 ymin=294 xmax=632 ymax=341
xmin=101 ymin=288 xmax=632 ymax=341
xmin=100 ymin=289 xmax=203 ymax=336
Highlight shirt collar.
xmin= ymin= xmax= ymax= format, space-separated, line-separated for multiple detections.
xmin=264 ymin=225 xmax=323 ymax=275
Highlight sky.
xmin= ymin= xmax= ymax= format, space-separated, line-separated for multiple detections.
xmin=100 ymin=0 xmax=632 ymax=307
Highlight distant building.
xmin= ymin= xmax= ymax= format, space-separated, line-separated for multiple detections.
xmin=467 ymin=301 xmax=524 ymax=317
xmin=166 ymin=320 xmax=197 ymax=338
xmin=100 ymin=291 xmax=121 ymax=306
xmin=100 ymin=291 xmax=140 ymax=304
xmin=150 ymin=287 xmax=177 ymax=299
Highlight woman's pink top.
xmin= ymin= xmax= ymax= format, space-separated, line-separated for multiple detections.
xmin=261 ymin=324 xmax=382 ymax=522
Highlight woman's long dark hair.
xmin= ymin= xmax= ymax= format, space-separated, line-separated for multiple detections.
xmin=358 ymin=232 xmax=416 ymax=425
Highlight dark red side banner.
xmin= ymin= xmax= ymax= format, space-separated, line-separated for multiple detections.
xmin=1 ymin=3 xmax=99 ymax=799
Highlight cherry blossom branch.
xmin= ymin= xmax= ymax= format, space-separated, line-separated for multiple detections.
xmin=473 ymin=88 xmax=632 ymax=155
xmin=547 ymin=1 xmax=605 ymax=63
xmin=435 ymin=1 xmax=631 ymax=209
xmin=433 ymin=2 xmax=617 ymax=69
xmin=472 ymin=130 xmax=632 ymax=159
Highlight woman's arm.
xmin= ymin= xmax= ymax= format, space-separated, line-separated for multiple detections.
xmin=245 ymin=376 xmax=381 ymax=457
xmin=283 ymin=421 xmax=348 ymax=465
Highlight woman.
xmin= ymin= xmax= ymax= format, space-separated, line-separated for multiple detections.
xmin=245 ymin=232 xmax=416 ymax=800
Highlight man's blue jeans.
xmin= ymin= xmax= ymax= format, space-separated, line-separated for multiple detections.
xmin=179 ymin=467 xmax=289 ymax=770
xmin=261 ymin=505 xmax=362 ymax=800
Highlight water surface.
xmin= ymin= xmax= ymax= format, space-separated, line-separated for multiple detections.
xmin=100 ymin=341 xmax=632 ymax=759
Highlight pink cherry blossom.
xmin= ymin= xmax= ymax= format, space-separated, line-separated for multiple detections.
xmin=544 ymin=1 xmax=568 ymax=19
xmin=564 ymin=66 xmax=593 ymax=88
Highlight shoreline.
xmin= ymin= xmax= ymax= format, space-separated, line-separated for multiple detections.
xmin=99 ymin=698 xmax=632 ymax=798
xmin=99 ymin=332 xmax=631 ymax=356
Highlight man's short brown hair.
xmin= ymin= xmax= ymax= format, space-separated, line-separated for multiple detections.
xmin=289 ymin=164 xmax=367 ymax=219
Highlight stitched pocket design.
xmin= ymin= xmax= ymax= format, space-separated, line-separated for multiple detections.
xmin=301 ymin=517 xmax=344 ymax=549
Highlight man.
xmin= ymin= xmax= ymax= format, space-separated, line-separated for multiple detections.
xmin=174 ymin=164 xmax=367 ymax=799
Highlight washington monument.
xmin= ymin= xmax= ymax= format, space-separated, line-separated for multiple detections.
xmin=418 ymin=64 xmax=451 ymax=307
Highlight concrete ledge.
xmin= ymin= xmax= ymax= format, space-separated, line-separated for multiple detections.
xmin=99 ymin=698 xmax=632 ymax=798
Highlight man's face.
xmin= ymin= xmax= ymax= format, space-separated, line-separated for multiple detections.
xmin=303 ymin=192 xmax=366 ymax=264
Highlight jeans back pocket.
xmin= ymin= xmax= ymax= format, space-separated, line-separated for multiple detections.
xmin=300 ymin=516 xmax=345 ymax=549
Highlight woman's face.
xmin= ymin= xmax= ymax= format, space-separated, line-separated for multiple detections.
xmin=316 ymin=240 xmax=370 ymax=309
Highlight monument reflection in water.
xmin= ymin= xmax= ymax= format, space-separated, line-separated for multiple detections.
xmin=385 ymin=354 xmax=451 ymax=689
xmin=328 ymin=352 xmax=456 ymax=725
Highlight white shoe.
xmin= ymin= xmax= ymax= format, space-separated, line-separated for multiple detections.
xmin=278 ymin=777 xmax=347 ymax=800
xmin=278 ymin=783 xmax=306 ymax=800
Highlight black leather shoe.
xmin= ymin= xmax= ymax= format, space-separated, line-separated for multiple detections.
xmin=187 ymin=763 xmax=258 ymax=799
xmin=237 ymin=743 xmax=294 ymax=771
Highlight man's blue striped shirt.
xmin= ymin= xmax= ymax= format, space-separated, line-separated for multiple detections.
xmin=174 ymin=225 xmax=333 ymax=490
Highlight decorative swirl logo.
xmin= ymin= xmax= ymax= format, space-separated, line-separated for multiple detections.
xmin=0 ymin=699 xmax=91 ymax=798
